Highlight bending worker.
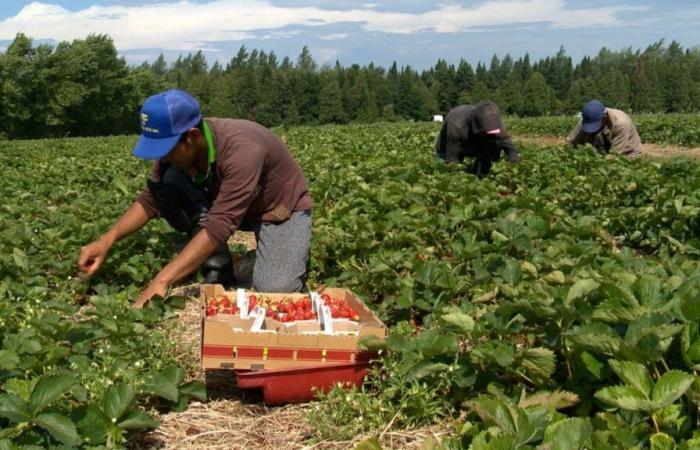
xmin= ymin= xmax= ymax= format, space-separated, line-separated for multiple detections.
xmin=435 ymin=100 xmax=521 ymax=176
xmin=567 ymin=99 xmax=642 ymax=158
xmin=78 ymin=89 xmax=313 ymax=307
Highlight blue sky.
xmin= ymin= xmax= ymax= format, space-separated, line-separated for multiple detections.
xmin=0 ymin=1 xmax=698 ymax=69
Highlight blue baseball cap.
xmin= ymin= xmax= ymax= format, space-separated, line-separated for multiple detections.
xmin=581 ymin=100 xmax=606 ymax=133
xmin=132 ymin=89 xmax=202 ymax=160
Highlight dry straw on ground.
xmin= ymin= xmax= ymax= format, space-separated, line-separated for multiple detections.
xmin=127 ymin=235 xmax=452 ymax=449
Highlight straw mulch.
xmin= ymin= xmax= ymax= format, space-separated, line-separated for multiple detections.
xmin=127 ymin=232 xmax=453 ymax=449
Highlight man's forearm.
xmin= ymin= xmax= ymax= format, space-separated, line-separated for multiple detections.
xmin=155 ymin=228 xmax=218 ymax=286
xmin=103 ymin=201 xmax=151 ymax=246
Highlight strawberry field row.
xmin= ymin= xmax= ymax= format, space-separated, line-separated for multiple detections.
xmin=506 ymin=114 xmax=700 ymax=147
xmin=2 ymin=121 xmax=700 ymax=447
xmin=283 ymin=122 xmax=700 ymax=448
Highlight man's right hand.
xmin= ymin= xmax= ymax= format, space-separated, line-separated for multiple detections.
xmin=79 ymin=237 xmax=111 ymax=277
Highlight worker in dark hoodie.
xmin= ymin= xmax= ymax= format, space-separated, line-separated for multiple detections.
xmin=435 ymin=100 xmax=521 ymax=176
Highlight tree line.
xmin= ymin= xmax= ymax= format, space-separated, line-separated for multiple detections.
xmin=1 ymin=32 xmax=699 ymax=139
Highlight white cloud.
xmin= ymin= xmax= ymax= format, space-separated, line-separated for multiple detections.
xmin=0 ymin=0 xmax=648 ymax=51
xmin=259 ymin=29 xmax=302 ymax=40
xmin=314 ymin=46 xmax=339 ymax=64
xmin=319 ymin=33 xmax=348 ymax=40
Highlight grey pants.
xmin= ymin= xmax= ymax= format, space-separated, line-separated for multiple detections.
xmin=252 ymin=210 xmax=312 ymax=293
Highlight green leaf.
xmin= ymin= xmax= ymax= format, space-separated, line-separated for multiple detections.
xmin=416 ymin=330 xmax=458 ymax=357
xmin=651 ymin=371 xmax=695 ymax=408
xmin=440 ymin=308 xmax=475 ymax=333
xmin=579 ymin=351 xmax=605 ymax=380
xmin=34 ymin=412 xmax=81 ymax=446
xmin=75 ymin=404 xmax=110 ymax=445
xmin=0 ymin=350 xmax=19 ymax=370
xmin=470 ymin=433 xmax=518 ymax=450
xmin=180 ymin=382 xmax=207 ymax=402
xmin=566 ymin=323 xmax=621 ymax=355
xmin=358 ymin=334 xmax=386 ymax=352
xmin=11 ymin=248 xmax=28 ymax=272
xmin=566 ymin=279 xmax=600 ymax=303
xmin=681 ymin=323 xmax=700 ymax=369
xmin=472 ymin=342 xmax=515 ymax=368
xmin=412 ymin=362 xmax=451 ymax=380
xmin=594 ymin=386 xmax=649 ymax=411
xmin=117 ymin=410 xmax=159 ymax=430
xmin=608 ymin=360 xmax=653 ymax=396
xmin=143 ymin=367 xmax=185 ymax=402
xmin=543 ymin=270 xmax=566 ymax=285
xmin=501 ymin=258 xmax=521 ymax=285
xmin=519 ymin=347 xmax=556 ymax=382
xmin=29 ymin=373 xmax=76 ymax=414
xmin=468 ymin=397 xmax=516 ymax=434
xmin=102 ymin=383 xmax=135 ymax=421
xmin=543 ymin=417 xmax=593 ymax=450
xmin=519 ymin=390 xmax=580 ymax=410
xmin=680 ymin=292 xmax=700 ymax=321
xmin=0 ymin=394 xmax=31 ymax=423
xmin=650 ymin=432 xmax=676 ymax=450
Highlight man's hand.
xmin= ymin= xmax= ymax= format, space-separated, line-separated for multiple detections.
xmin=132 ymin=229 xmax=218 ymax=309
xmin=78 ymin=238 xmax=111 ymax=277
xmin=133 ymin=277 xmax=168 ymax=309
xmin=78 ymin=202 xmax=151 ymax=278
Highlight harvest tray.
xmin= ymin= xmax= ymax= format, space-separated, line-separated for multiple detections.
xmin=234 ymin=356 xmax=375 ymax=405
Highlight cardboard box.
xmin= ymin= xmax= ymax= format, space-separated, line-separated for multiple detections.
xmin=200 ymin=284 xmax=387 ymax=370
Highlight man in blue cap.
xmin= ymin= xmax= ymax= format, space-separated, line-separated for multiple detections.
xmin=567 ymin=100 xmax=642 ymax=158
xmin=78 ymin=89 xmax=313 ymax=307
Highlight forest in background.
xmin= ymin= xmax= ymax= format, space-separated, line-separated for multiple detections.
xmin=1 ymin=33 xmax=699 ymax=139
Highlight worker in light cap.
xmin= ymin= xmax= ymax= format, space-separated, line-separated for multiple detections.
xmin=435 ymin=100 xmax=521 ymax=177
xmin=567 ymin=99 xmax=641 ymax=158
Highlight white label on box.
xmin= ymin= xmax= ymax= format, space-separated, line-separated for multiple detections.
xmin=237 ymin=288 xmax=249 ymax=318
xmin=310 ymin=291 xmax=322 ymax=315
xmin=320 ymin=305 xmax=333 ymax=335
xmin=249 ymin=306 xmax=266 ymax=332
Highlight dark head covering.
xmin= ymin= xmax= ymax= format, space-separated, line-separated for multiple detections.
xmin=470 ymin=100 xmax=503 ymax=135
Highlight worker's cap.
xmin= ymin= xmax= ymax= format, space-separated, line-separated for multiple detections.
xmin=471 ymin=100 xmax=503 ymax=136
xmin=581 ymin=99 xmax=606 ymax=133
xmin=132 ymin=89 xmax=202 ymax=160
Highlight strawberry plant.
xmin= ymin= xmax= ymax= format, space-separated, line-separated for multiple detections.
xmin=279 ymin=122 xmax=700 ymax=447
xmin=3 ymin=120 xmax=700 ymax=447
xmin=507 ymin=114 xmax=700 ymax=147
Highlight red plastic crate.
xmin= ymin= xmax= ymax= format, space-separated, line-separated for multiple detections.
xmin=235 ymin=360 xmax=373 ymax=405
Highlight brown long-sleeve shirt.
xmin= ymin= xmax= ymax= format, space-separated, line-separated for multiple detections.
xmin=136 ymin=118 xmax=312 ymax=246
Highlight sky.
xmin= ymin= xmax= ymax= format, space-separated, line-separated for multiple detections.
xmin=0 ymin=1 xmax=698 ymax=70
